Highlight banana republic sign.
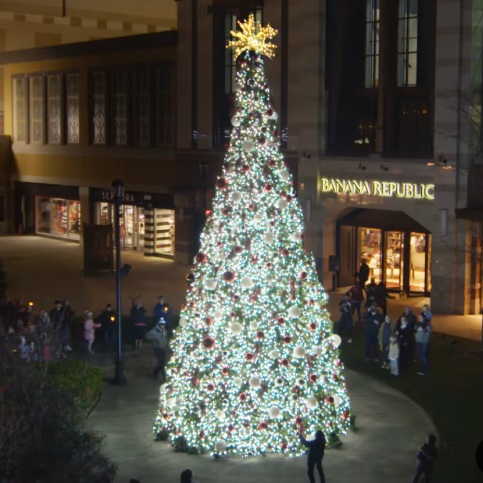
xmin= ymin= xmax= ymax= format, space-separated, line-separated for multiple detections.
xmin=319 ymin=177 xmax=435 ymax=200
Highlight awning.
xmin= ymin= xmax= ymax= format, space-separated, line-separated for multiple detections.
xmin=337 ymin=208 xmax=430 ymax=234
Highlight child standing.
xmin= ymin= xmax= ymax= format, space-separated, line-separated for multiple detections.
xmin=388 ymin=335 xmax=399 ymax=376
xmin=83 ymin=310 xmax=101 ymax=354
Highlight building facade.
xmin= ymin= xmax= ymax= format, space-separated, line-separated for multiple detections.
xmin=0 ymin=0 xmax=482 ymax=314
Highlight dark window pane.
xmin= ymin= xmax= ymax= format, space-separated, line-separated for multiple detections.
xmin=47 ymin=74 xmax=62 ymax=144
xmin=66 ymin=73 xmax=80 ymax=144
xmin=92 ymin=71 xmax=106 ymax=145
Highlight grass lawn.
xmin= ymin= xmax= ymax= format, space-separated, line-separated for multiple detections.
xmin=340 ymin=323 xmax=483 ymax=482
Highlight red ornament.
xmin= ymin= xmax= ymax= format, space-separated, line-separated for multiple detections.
xmin=280 ymin=248 xmax=289 ymax=257
xmin=299 ymin=271 xmax=308 ymax=280
xmin=281 ymin=358 xmax=289 ymax=367
xmin=264 ymin=183 xmax=273 ymax=192
xmin=309 ymin=374 xmax=317 ymax=383
xmin=248 ymin=203 xmax=255 ymax=211
xmin=266 ymin=262 xmax=272 ymax=268
xmin=202 ymin=337 xmax=215 ymax=350
xmin=256 ymin=330 xmax=265 ymax=339
xmin=240 ymin=393 xmax=247 ymax=402
xmin=250 ymin=255 xmax=258 ymax=264
xmin=233 ymin=294 xmax=239 ymax=301
xmin=286 ymin=195 xmax=293 ymax=202
xmin=309 ymin=322 xmax=318 ymax=331
xmin=216 ymin=177 xmax=228 ymax=189
xmin=181 ymin=304 xmax=187 ymax=310
xmin=270 ymin=221 xmax=275 ymax=226
xmin=259 ymin=422 xmax=269 ymax=430
xmin=277 ymin=317 xmax=285 ymax=325
xmin=258 ymin=137 xmax=266 ymax=144
xmin=243 ymin=421 xmax=250 ymax=428
xmin=192 ymin=378 xmax=199 ymax=386
xmin=283 ymin=335 xmax=292 ymax=344
xmin=332 ymin=374 xmax=339 ymax=382
xmin=328 ymin=422 xmax=333 ymax=427
xmin=222 ymin=367 xmax=230 ymax=375
xmin=309 ymin=299 xmax=315 ymax=305
xmin=199 ymin=431 xmax=205 ymax=439
xmin=250 ymin=294 xmax=258 ymax=302
xmin=234 ymin=246 xmax=243 ymax=254
xmin=223 ymin=271 xmax=236 ymax=282
xmin=327 ymin=396 xmax=334 ymax=404
xmin=222 ymin=207 xmax=231 ymax=216
xmin=281 ymin=442 xmax=288 ymax=450
xmin=266 ymin=108 xmax=273 ymax=116
xmin=207 ymin=383 xmax=215 ymax=391
xmin=268 ymin=158 xmax=276 ymax=167
xmin=295 ymin=416 xmax=303 ymax=425
xmin=205 ymin=317 xmax=214 ymax=326
xmin=246 ymin=352 xmax=255 ymax=361
xmin=228 ymin=424 xmax=235 ymax=432
xmin=242 ymin=164 xmax=250 ymax=172
xmin=343 ymin=409 xmax=350 ymax=420
xmin=290 ymin=295 xmax=296 ymax=301
xmin=230 ymin=311 xmax=237 ymax=318
xmin=215 ymin=355 xmax=223 ymax=364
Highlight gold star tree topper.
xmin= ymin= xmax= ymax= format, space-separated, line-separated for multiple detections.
xmin=227 ymin=14 xmax=278 ymax=59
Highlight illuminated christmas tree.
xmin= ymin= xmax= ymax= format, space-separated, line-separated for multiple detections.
xmin=153 ymin=15 xmax=350 ymax=457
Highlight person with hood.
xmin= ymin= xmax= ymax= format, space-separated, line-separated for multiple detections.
xmin=415 ymin=313 xmax=432 ymax=375
xmin=412 ymin=434 xmax=438 ymax=482
xmin=379 ymin=315 xmax=392 ymax=369
xmin=145 ymin=318 xmax=169 ymax=382
xmin=299 ymin=430 xmax=326 ymax=483
xmin=362 ymin=304 xmax=383 ymax=362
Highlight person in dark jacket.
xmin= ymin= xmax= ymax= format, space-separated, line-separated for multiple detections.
xmin=412 ymin=434 xmax=438 ymax=483
xmin=130 ymin=297 xmax=147 ymax=349
xmin=395 ymin=315 xmax=415 ymax=373
xmin=300 ymin=430 xmax=326 ymax=483
xmin=362 ymin=304 xmax=384 ymax=362
xmin=348 ymin=281 xmax=364 ymax=323
xmin=95 ymin=303 xmax=116 ymax=351
xmin=358 ymin=259 xmax=370 ymax=289
xmin=365 ymin=277 xmax=378 ymax=307
xmin=145 ymin=318 xmax=169 ymax=382
xmin=415 ymin=313 xmax=432 ymax=375
xmin=153 ymin=295 xmax=172 ymax=328
xmin=337 ymin=294 xmax=353 ymax=343
xmin=374 ymin=282 xmax=394 ymax=316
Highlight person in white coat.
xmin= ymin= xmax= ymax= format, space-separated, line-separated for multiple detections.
xmin=388 ymin=335 xmax=400 ymax=376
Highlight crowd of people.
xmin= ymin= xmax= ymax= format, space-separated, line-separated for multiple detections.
xmin=338 ymin=263 xmax=434 ymax=377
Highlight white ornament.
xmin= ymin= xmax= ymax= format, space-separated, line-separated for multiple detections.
xmin=227 ymin=164 xmax=236 ymax=174
xmin=276 ymin=199 xmax=288 ymax=210
xmin=265 ymin=273 xmax=275 ymax=283
xmin=293 ymin=346 xmax=306 ymax=358
xmin=268 ymin=406 xmax=282 ymax=418
xmin=232 ymin=191 xmax=242 ymax=203
xmin=269 ymin=349 xmax=280 ymax=359
xmin=254 ymin=213 xmax=264 ymax=224
xmin=230 ymin=322 xmax=243 ymax=335
xmin=234 ymin=82 xmax=242 ymax=92
xmin=305 ymin=396 xmax=318 ymax=409
xmin=159 ymin=383 xmax=167 ymax=394
xmin=289 ymin=232 xmax=300 ymax=243
xmin=179 ymin=316 xmax=187 ymax=328
xmin=329 ymin=334 xmax=342 ymax=348
xmin=215 ymin=409 xmax=225 ymax=420
xmin=242 ymin=140 xmax=254 ymax=152
xmin=278 ymin=169 xmax=290 ymax=181
xmin=213 ymin=310 xmax=223 ymax=321
xmin=264 ymin=232 xmax=275 ymax=244
xmin=231 ymin=116 xmax=240 ymax=127
xmin=314 ymin=302 xmax=322 ymax=310
xmin=241 ymin=276 xmax=254 ymax=290
xmin=175 ymin=397 xmax=185 ymax=407
xmin=333 ymin=394 xmax=342 ymax=408
xmin=205 ymin=278 xmax=217 ymax=291
xmin=166 ymin=397 xmax=176 ymax=408
xmin=272 ymin=110 xmax=279 ymax=120
xmin=288 ymin=306 xmax=301 ymax=318
xmin=233 ymin=376 xmax=243 ymax=386
xmin=249 ymin=376 xmax=261 ymax=388
xmin=215 ymin=440 xmax=228 ymax=453
xmin=249 ymin=320 xmax=259 ymax=330
xmin=219 ymin=252 xmax=227 ymax=262
xmin=313 ymin=346 xmax=323 ymax=357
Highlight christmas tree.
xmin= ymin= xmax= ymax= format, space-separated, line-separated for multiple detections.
xmin=153 ymin=15 xmax=350 ymax=457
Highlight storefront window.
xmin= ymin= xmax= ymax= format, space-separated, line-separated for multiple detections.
xmin=360 ymin=228 xmax=382 ymax=281
xmin=385 ymin=231 xmax=403 ymax=289
xmin=410 ymin=232 xmax=427 ymax=292
xmin=155 ymin=209 xmax=175 ymax=256
xmin=35 ymin=197 xmax=81 ymax=240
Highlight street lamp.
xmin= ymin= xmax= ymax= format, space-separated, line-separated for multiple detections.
xmin=111 ymin=178 xmax=127 ymax=385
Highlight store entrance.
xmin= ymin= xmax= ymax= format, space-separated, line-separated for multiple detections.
xmin=337 ymin=209 xmax=431 ymax=295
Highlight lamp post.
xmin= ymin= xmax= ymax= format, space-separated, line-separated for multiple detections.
xmin=111 ymin=179 xmax=127 ymax=385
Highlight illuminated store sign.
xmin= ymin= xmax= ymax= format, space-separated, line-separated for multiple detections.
xmin=319 ymin=178 xmax=435 ymax=200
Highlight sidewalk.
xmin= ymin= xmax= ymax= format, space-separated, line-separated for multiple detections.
xmin=0 ymin=235 xmax=480 ymax=341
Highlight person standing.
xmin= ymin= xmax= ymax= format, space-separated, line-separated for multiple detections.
xmin=412 ymin=434 xmax=438 ymax=483
xmin=358 ymin=259 xmax=370 ymax=290
xmin=395 ymin=315 xmax=415 ymax=373
xmin=420 ymin=304 xmax=432 ymax=322
xmin=362 ymin=304 xmax=383 ymax=362
xmin=153 ymin=295 xmax=172 ymax=329
xmin=145 ymin=318 xmax=169 ymax=382
xmin=388 ymin=336 xmax=400 ymax=376
xmin=365 ymin=277 xmax=378 ymax=307
xmin=337 ymin=293 xmax=353 ymax=343
xmin=83 ymin=310 xmax=101 ymax=355
xmin=299 ymin=430 xmax=326 ymax=483
xmin=347 ymin=281 xmax=364 ymax=323
xmin=95 ymin=303 xmax=116 ymax=351
xmin=415 ymin=313 xmax=432 ymax=376
xmin=379 ymin=315 xmax=392 ymax=369
xmin=130 ymin=297 xmax=147 ymax=349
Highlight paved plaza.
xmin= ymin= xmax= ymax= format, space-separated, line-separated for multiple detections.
xmin=0 ymin=235 xmax=473 ymax=482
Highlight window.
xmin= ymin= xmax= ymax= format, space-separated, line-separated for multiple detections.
xmin=111 ymin=70 xmax=128 ymax=145
xmin=155 ymin=64 xmax=174 ymax=147
xmin=91 ymin=71 xmax=107 ymax=145
xmin=12 ymin=77 xmax=28 ymax=143
xmin=365 ymin=0 xmax=380 ymax=88
xmin=47 ymin=74 xmax=62 ymax=144
xmin=397 ymin=0 xmax=418 ymax=87
xmin=133 ymin=66 xmax=152 ymax=147
xmin=66 ymin=73 xmax=80 ymax=144
xmin=29 ymin=76 xmax=45 ymax=144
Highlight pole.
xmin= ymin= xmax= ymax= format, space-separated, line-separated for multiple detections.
xmin=113 ymin=191 xmax=126 ymax=385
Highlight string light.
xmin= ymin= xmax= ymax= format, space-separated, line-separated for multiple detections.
xmin=153 ymin=18 xmax=350 ymax=458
